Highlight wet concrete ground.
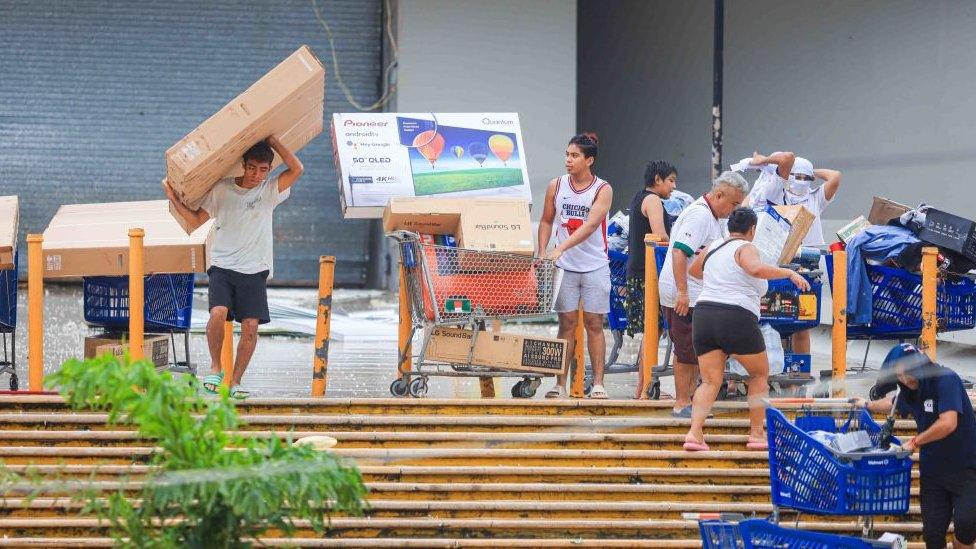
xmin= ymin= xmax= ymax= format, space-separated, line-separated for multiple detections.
xmin=3 ymin=284 xmax=976 ymax=399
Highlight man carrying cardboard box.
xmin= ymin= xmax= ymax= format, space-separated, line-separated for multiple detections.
xmin=738 ymin=150 xmax=842 ymax=355
xmin=164 ymin=136 xmax=303 ymax=399
xmin=538 ymin=133 xmax=613 ymax=400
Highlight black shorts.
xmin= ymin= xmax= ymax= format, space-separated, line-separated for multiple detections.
xmin=920 ymin=468 xmax=976 ymax=548
xmin=207 ymin=266 xmax=271 ymax=324
xmin=692 ymin=301 xmax=765 ymax=357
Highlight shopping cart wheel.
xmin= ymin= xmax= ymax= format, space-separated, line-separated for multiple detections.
xmin=511 ymin=378 xmax=538 ymax=399
xmin=646 ymin=380 xmax=660 ymax=400
xmin=8 ymin=373 xmax=18 ymax=392
xmin=511 ymin=380 xmax=525 ymax=398
xmin=408 ymin=376 xmax=428 ymax=398
xmin=389 ymin=378 xmax=408 ymax=398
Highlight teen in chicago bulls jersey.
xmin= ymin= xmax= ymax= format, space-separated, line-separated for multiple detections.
xmin=537 ymin=133 xmax=613 ymax=399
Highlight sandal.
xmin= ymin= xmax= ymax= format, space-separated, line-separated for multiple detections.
xmin=588 ymin=384 xmax=609 ymax=400
xmin=746 ymin=436 xmax=768 ymax=451
xmin=545 ymin=386 xmax=567 ymax=399
xmin=229 ymin=386 xmax=250 ymax=400
xmin=202 ymin=372 xmax=224 ymax=394
xmin=683 ymin=438 xmax=710 ymax=452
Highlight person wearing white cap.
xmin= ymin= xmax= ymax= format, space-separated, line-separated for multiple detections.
xmin=738 ymin=151 xmax=842 ymax=354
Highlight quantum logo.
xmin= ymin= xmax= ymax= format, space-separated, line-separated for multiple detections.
xmin=482 ymin=117 xmax=514 ymax=125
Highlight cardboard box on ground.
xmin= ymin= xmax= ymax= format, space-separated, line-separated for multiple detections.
xmin=383 ymin=197 xmax=533 ymax=272
xmin=751 ymin=204 xmax=815 ymax=265
xmin=0 ymin=196 xmax=17 ymax=270
xmin=84 ymin=333 xmax=169 ymax=369
xmin=43 ymin=201 xmax=214 ymax=278
xmin=424 ymin=327 xmax=567 ymax=376
xmin=166 ymin=45 xmax=325 ymax=235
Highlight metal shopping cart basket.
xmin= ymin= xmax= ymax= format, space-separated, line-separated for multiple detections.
xmin=766 ymin=404 xmax=912 ymax=525
xmin=389 ymin=231 xmax=560 ymax=398
xmin=83 ymin=273 xmax=196 ymax=373
xmin=700 ymin=517 xmax=897 ymax=549
xmin=0 ymin=252 xmax=18 ymax=390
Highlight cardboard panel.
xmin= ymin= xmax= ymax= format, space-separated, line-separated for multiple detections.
xmin=424 ymin=327 xmax=566 ymax=375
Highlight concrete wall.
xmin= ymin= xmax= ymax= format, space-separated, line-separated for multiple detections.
xmin=580 ymin=0 xmax=976 ymax=232
xmin=394 ymin=0 xmax=578 ymax=216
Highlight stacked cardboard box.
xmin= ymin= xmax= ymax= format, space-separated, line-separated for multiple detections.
xmin=166 ymin=45 xmax=325 ymax=233
xmin=43 ymin=200 xmax=214 ymax=278
xmin=84 ymin=333 xmax=169 ymax=369
xmin=0 ymin=196 xmax=17 ymax=270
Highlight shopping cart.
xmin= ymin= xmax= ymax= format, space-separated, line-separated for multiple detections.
xmin=824 ymin=254 xmax=976 ymax=376
xmin=83 ymin=274 xmax=196 ymax=373
xmin=700 ymin=517 xmax=896 ymax=548
xmin=0 ymin=252 xmax=18 ymax=390
xmin=389 ymin=231 xmax=560 ymax=398
xmin=766 ymin=404 xmax=912 ymax=528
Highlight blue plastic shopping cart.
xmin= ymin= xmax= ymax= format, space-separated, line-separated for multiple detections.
xmin=1 ymin=252 xmax=18 ymax=390
xmin=700 ymin=518 xmax=896 ymax=548
xmin=83 ymin=274 xmax=196 ymax=372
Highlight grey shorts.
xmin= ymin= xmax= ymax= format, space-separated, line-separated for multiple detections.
xmin=554 ymin=264 xmax=611 ymax=314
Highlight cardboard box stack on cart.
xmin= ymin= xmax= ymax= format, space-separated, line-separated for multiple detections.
xmin=165 ymin=45 xmax=326 ymax=234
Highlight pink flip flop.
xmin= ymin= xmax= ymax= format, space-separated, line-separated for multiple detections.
xmin=746 ymin=437 xmax=768 ymax=450
xmin=683 ymin=439 xmax=710 ymax=452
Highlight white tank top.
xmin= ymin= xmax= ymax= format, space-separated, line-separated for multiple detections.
xmin=553 ymin=174 xmax=610 ymax=272
xmin=697 ymin=239 xmax=768 ymax=319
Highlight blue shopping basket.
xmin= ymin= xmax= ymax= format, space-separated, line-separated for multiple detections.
xmin=607 ymin=246 xmax=668 ymax=332
xmin=0 ymin=251 xmax=17 ymax=331
xmin=738 ymin=519 xmax=894 ymax=548
xmin=767 ymin=406 xmax=912 ymax=516
xmin=83 ymin=274 xmax=195 ymax=331
xmin=699 ymin=519 xmax=745 ymax=549
xmin=762 ymin=274 xmax=822 ymax=337
xmin=825 ymin=254 xmax=976 ymax=339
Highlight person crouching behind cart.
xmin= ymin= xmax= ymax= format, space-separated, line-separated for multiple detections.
xmin=538 ymin=132 xmax=613 ymax=399
xmin=682 ymin=207 xmax=810 ymax=452
xmin=854 ymin=344 xmax=976 ymax=549
xmin=164 ymin=137 xmax=303 ymax=399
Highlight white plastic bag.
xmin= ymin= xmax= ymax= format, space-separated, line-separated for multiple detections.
xmin=727 ymin=323 xmax=784 ymax=376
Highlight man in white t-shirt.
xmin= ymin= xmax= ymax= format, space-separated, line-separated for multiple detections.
xmin=165 ymin=136 xmax=303 ymax=399
xmin=742 ymin=151 xmax=842 ymax=353
xmin=658 ymin=171 xmax=749 ymax=416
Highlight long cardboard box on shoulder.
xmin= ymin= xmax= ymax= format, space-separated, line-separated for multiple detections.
xmin=0 ymin=196 xmax=18 ymax=270
xmin=166 ymin=45 xmax=325 ymax=226
xmin=43 ymin=200 xmax=214 ymax=278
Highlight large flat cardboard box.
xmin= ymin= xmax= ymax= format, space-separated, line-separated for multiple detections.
xmin=85 ymin=333 xmax=169 ymax=368
xmin=0 ymin=196 xmax=17 ymax=270
xmin=383 ymin=197 xmax=533 ymax=254
xmin=868 ymin=196 xmax=910 ymax=226
xmin=424 ymin=327 xmax=566 ymax=376
xmin=166 ymin=46 xmax=325 ymax=210
xmin=752 ymin=205 xmax=815 ymax=265
xmin=43 ymin=200 xmax=214 ymax=278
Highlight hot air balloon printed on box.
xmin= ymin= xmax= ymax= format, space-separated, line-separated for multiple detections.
xmin=488 ymin=134 xmax=515 ymax=167
xmin=468 ymin=142 xmax=488 ymax=167
xmin=412 ymin=130 xmax=445 ymax=169
xmin=451 ymin=145 xmax=464 ymax=160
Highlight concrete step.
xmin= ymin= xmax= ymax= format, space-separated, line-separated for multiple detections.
xmin=0 ymin=413 xmax=921 ymax=435
xmin=0 ymin=517 xmax=928 ymax=540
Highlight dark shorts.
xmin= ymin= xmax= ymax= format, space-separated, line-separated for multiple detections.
xmin=208 ymin=266 xmax=271 ymax=324
xmin=692 ymin=301 xmax=765 ymax=357
xmin=920 ymin=468 xmax=976 ymax=548
xmin=663 ymin=306 xmax=697 ymax=365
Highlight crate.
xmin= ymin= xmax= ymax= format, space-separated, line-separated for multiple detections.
xmin=0 ymin=251 xmax=16 ymax=331
xmin=83 ymin=274 xmax=195 ymax=331
xmin=767 ymin=407 xmax=912 ymax=516
xmin=738 ymin=519 xmax=894 ymax=548
xmin=825 ymin=255 xmax=976 ymax=338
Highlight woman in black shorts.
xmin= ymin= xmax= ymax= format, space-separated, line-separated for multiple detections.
xmin=681 ymin=208 xmax=810 ymax=452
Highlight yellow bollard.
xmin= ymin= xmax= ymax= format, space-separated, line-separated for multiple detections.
xmin=638 ymin=236 xmax=661 ymax=399
xmin=128 ymin=229 xmax=145 ymax=361
xmin=311 ymin=256 xmax=335 ymax=397
xmin=920 ymin=247 xmax=938 ymax=361
xmin=221 ymin=321 xmax=234 ymax=388
xmin=831 ymin=250 xmax=847 ymax=398
xmin=27 ymin=234 xmax=44 ymax=391
xmin=397 ymin=264 xmax=412 ymax=378
xmin=570 ymin=304 xmax=586 ymax=398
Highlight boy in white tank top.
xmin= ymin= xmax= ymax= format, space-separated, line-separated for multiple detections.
xmin=537 ymin=133 xmax=613 ymax=399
